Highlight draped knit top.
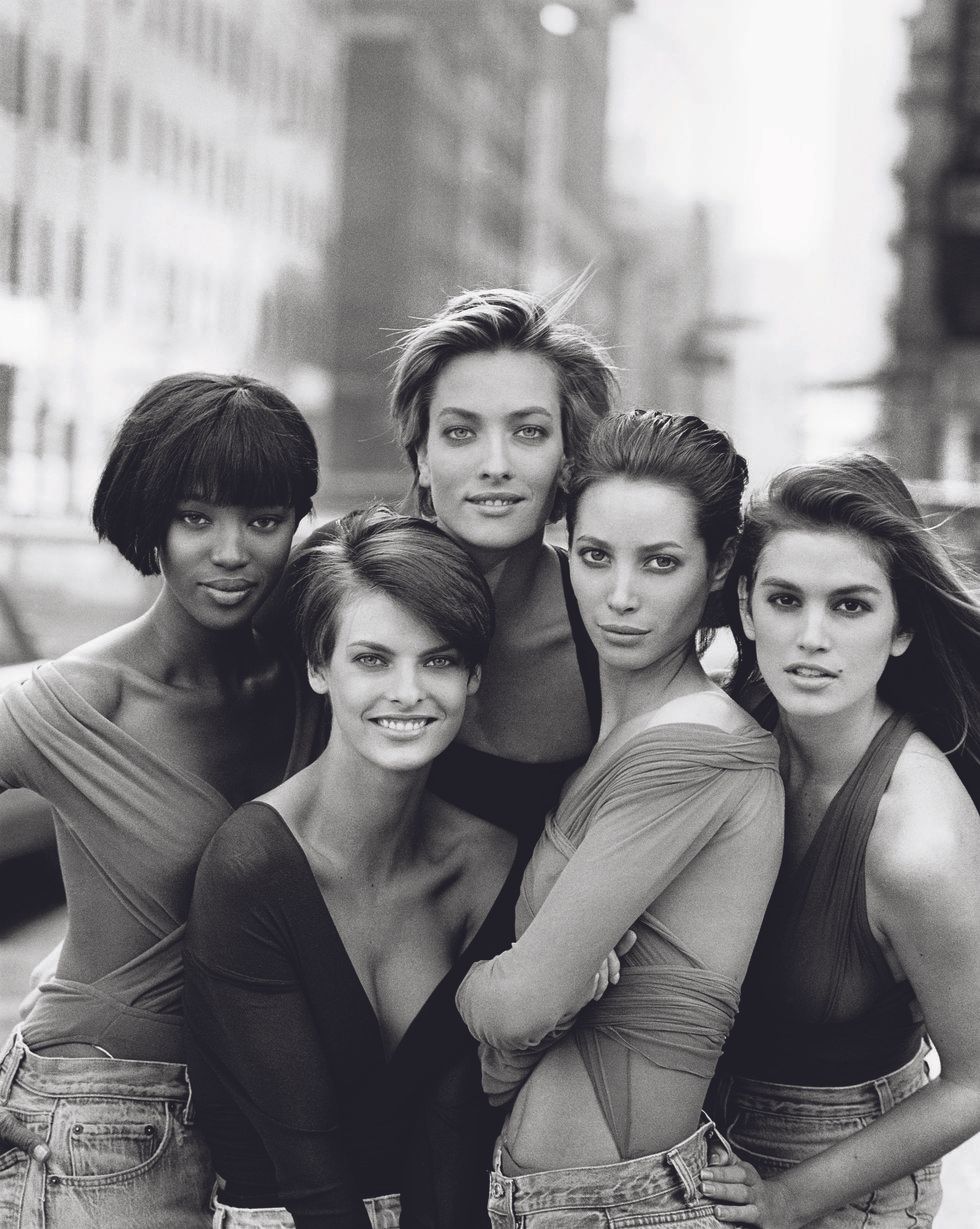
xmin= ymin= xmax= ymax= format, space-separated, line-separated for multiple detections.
xmin=723 ymin=711 xmax=925 ymax=1085
xmin=0 ymin=661 xmax=326 ymax=1062
xmin=456 ymin=720 xmax=783 ymax=1157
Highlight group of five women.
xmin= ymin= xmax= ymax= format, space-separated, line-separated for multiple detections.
xmin=0 ymin=284 xmax=978 ymax=1229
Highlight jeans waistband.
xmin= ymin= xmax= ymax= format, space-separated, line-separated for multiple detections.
xmin=720 ymin=1042 xmax=928 ymax=1115
xmin=490 ymin=1119 xmax=724 ymax=1215
xmin=0 ymin=1027 xmax=195 ymax=1122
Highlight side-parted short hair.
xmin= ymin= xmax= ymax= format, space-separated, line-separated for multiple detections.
xmin=93 ymin=372 xmax=319 ymax=575
xmin=390 ymin=282 xmax=618 ymax=520
xmin=290 ymin=506 xmax=495 ymax=671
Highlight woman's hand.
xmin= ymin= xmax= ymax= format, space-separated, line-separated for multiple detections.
xmin=701 ymin=1156 xmax=795 ymax=1228
xmin=590 ymin=929 xmax=636 ymax=1001
xmin=0 ymin=1110 xmax=50 ymax=1163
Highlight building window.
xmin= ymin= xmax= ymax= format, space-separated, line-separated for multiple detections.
xmin=110 ymin=87 xmax=130 ymax=161
xmin=36 ymin=216 xmax=54 ymax=295
xmin=41 ymin=54 xmax=60 ymax=131
xmin=34 ymin=400 xmax=49 ymax=460
xmin=68 ymin=225 xmax=85 ymax=305
xmin=0 ymin=365 xmax=14 ymax=460
xmin=7 ymin=202 xmax=21 ymax=289
xmin=72 ymin=67 xmax=92 ymax=145
xmin=1 ymin=28 xmax=28 ymax=116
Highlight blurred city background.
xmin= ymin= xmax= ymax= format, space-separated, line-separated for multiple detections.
xmin=1 ymin=0 xmax=980 ymax=1218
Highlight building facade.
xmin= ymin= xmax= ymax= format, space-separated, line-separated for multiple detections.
xmin=886 ymin=0 xmax=980 ymax=485
xmin=328 ymin=0 xmax=631 ymax=488
xmin=0 ymin=0 xmax=342 ymax=516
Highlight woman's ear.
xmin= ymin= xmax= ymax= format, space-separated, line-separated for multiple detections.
xmin=467 ymin=664 xmax=482 ymax=696
xmin=307 ymin=662 xmax=330 ymax=696
xmin=709 ymin=537 xmax=738 ymax=593
xmin=890 ymin=626 xmax=913 ymax=658
xmin=737 ymin=576 xmax=756 ymax=641
xmin=417 ymin=444 xmax=431 ymax=490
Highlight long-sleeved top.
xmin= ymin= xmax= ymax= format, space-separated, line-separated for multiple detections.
xmin=457 ymin=719 xmax=783 ymax=1158
xmin=184 ymin=801 xmax=523 ymax=1229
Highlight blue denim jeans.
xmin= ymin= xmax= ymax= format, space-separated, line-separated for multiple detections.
xmin=0 ymin=1028 xmax=213 ymax=1227
xmin=713 ymin=1047 xmax=942 ymax=1228
xmin=211 ymin=1190 xmax=401 ymax=1228
xmin=486 ymin=1119 xmax=726 ymax=1228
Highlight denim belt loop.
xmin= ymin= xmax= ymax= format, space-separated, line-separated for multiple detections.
xmin=183 ymin=1063 xmax=196 ymax=1125
xmin=666 ymin=1142 xmax=700 ymax=1206
xmin=0 ymin=1030 xmax=25 ymax=1104
xmin=873 ymin=1072 xmax=897 ymax=1114
xmin=709 ymin=1119 xmax=737 ymax=1165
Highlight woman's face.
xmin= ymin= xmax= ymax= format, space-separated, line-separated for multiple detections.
xmin=311 ymin=588 xmax=479 ymax=773
xmin=418 ymin=349 xmax=565 ymax=558
xmin=570 ymin=477 xmax=728 ymax=675
xmin=158 ymin=497 xmax=296 ymax=631
xmin=740 ymin=528 xmax=912 ymax=722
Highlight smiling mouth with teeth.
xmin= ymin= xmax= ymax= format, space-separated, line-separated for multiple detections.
xmin=470 ymin=497 xmax=520 ymax=506
xmin=788 ymin=666 xmax=836 ymax=678
xmin=372 ymin=717 xmax=434 ymax=731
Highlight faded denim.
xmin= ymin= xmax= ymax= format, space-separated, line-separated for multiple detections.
xmin=0 ymin=1028 xmax=213 ymax=1227
xmin=713 ymin=1047 xmax=941 ymax=1228
xmin=486 ymin=1119 xmax=726 ymax=1228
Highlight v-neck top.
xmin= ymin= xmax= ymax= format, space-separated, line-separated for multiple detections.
xmin=0 ymin=660 xmax=326 ymax=1062
xmin=426 ymin=546 xmax=601 ymax=852
xmin=183 ymin=801 xmax=523 ymax=1229
xmin=723 ymin=710 xmax=925 ymax=1085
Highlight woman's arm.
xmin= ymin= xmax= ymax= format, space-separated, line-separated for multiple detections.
xmin=703 ymin=746 xmax=980 ymax=1228
xmin=184 ymin=824 xmax=371 ymax=1229
xmin=457 ymin=754 xmax=747 ymax=1050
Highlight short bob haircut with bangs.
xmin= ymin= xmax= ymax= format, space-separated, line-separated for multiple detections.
xmin=93 ymin=372 xmax=319 ymax=576
xmin=290 ymin=506 xmax=494 ymax=673
xmin=389 ymin=281 xmax=618 ymax=522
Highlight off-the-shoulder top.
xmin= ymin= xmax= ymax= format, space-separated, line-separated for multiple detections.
xmin=0 ymin=661 xmax=325 ymax=1060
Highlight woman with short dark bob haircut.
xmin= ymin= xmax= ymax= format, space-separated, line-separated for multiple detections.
xmin=704 ymin=454 xmax=980 ymax=1228
xmin=0 ymin=372 xmax=326 ymax=1227
xmin=457 ymin=411 xmax=784 ymax=1228
xmin=383 ymin=283 xmax=618 ymax=851
xmin=184 ymin=507 xmax=522 ymax=1228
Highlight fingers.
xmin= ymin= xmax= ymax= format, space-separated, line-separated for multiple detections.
xmin=0 ymin=1110 xmax=50 ymax=1162
xmin=713 ymin=1202 xmax=761 ymax=1223
xmin=702 ymin=1164 xmax=752 ymax=1185
xmin=707 ymin=1141 xmax=734 ymax=1166
xmin=614 ymin=929 xmax=637 ymax=957
xmin=592 ymin=963 xmax=610 ymax=1001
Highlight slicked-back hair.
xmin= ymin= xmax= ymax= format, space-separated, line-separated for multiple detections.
xmin=566 ymin=409 xmax=749 ymax=652
xmin=724 ymin=453 xmax=980 ymax=799
xmin=290 ymin=506 xmax=495 ymax=672
xmin=93 ymin=372 xmax=319 ymax=575
xmin=390 ymin=281 xmax=618 ymax=520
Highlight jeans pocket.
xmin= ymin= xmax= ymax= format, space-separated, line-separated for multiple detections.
xmin=56 ymin=1099 xmax=174 ymax=1185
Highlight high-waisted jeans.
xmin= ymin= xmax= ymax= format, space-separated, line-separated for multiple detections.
xmin=210 ymin=1191 xmax=401 ymax=1228
xmin=486 ymin=1119 xmax=727 ymax=1228
xmin=0 ymin=1028 xmax=213 ymax=1227
xmin=712 ymin=1047 xmax=942 ymax=1228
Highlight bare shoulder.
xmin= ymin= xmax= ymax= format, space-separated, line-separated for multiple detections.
xmin=647 ymin=686 xmax=754 ymax=736
xmin=868 ymin=730 xmax=980 ymax=899
xmin=422 ymin=793 xmax=517 ymax=892
xmin=52 ymin=618 xmax=153 ymax=720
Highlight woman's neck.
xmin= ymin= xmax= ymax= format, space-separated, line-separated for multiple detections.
xmin=778 ymin=692 xmax=892 ymax=792
xmin=596 ymin=641 xmax=711 ymax=739
xmin=440 ymin=525 xmax=551 ymax=615
xmin=138 ymin=587 xmax=263 ymax=687
xmin=296 ymin=739 xmax=431 ymax=887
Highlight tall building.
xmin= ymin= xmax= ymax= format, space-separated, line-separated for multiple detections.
xmin=886 ymin=0 xmax=980 ymax=484
xmin=328 ymin=0 xmax=631 ymax=490
xmin=0 ymin=0 xmax=342 ymax=516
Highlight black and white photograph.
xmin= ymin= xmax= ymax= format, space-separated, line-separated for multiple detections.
xmin=1 ymin=1 xmax=979 ymax=1226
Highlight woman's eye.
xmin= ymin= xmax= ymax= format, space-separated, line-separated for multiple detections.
xmin=768 ymin=594 xmax=799 ymax=609
xmin=578 ymin=547 xmax=608 ymax=566
xmin=353 ymin=654 xmax=386 ymax=667
xmin=250 ymin=515 xmax=283 ymax=531
xmin=836 ymin=598 xmax=869 ymax=615
xmin=425 ymin=654 xmax=459 ymax=669
xmin=444 ymin=426 xmax=474 ymax=442
xmin=178 ymin=511 xmax=209 ymax=527
xmin=515 ymin=425 xmax=547 ymax=440
xmin=645 ymin=555 xmax=677 ymax=572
